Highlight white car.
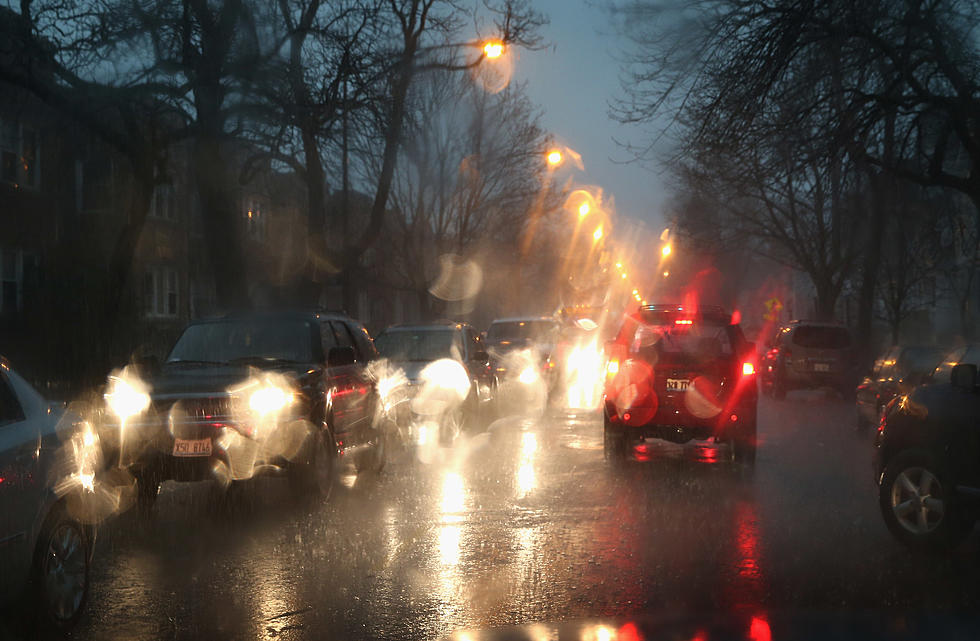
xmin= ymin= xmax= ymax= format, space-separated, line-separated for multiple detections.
xmin=0 ymin=358 xmax=98 ymax=629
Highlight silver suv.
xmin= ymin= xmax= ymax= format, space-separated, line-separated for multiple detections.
xmin=762 ymin=320 xmax=855 ymax=399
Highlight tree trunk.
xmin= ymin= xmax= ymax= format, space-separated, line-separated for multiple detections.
xmin=195 ymin=136 xmax=249 ymax=311
xmin=856 ymin=171 xmax=886 ymax=364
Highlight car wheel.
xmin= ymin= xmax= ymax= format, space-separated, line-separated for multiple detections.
xmin=878 ymin=449 xmax=973 ymax=551
xmin=603 ymin=414 xmax=627 ymax=462
xmin=371 ymin=418 xmax=395 ymax=473
xmin=439 ymin=407 xmax=463 ymax=446
xmin=32 ymin=503 xmax=91 ymax=629
xmin=290 ymin=426 xmax=336 ymax=500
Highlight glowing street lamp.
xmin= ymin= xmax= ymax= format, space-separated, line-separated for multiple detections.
xmin=661 ymin=244 xmax=672 ymax=258
xmin=578 ymin=202 xmax=590 ymax=218
xmin=593 ymin=226 xmax=603 ymax=242
xmin=483 ymin=41 xmax=504 ymax=59
xmin=547 ymin=150 xmax=563 ymax=166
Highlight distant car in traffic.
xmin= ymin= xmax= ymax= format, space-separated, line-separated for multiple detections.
xmin=874 ymin=358 xmax=980 ymax=551
xmin=373 ymin=322 xmax=494 ymax=444
xmin=0 ymin=358 xmax=98 ymax=629
xmin=485 ymin=316 xmax=560 ymax=393
xmin=97 ymin=310 xmax=386 ymax=513
xmin=856 ymin=345 xmax=945 ymax=430
xmin=602 ymin=304 xmax=758 ymax=465
xmin=761 ymin=320 xmax=855 ymax=399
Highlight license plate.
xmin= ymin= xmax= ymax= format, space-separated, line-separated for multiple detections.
xmin=813 ymin=363 xmax=830 ymax=372
xmin=666 ymin=378 xmax=690 ymax=391
xmin=173 ymin=438 xmax=212 ymax=457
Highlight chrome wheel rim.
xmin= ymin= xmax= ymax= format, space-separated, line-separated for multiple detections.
xmin=891 ymin=466 xmax=945 ymax=535
xmin=43 ymin=522 xmax=87 ymax=621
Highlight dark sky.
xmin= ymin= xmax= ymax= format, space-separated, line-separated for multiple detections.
xmin=512 ymin=0 xmax=669 ymax=233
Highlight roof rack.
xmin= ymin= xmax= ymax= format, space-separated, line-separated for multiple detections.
xmin=641 ymin=303 xmax=728 ymax=315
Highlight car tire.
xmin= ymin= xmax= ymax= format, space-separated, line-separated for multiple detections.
xmin=30 ymin=502 xmax=92 ymax=630
xmin=439 ymin=407 xmax=463 ymax=446
xmin=290 ymin=426 xmax=337 ymax=500
xmin=878 ymin=449 xmax=973 ymax=552
xmin=603 ymin=413 xmax=627 ymax=462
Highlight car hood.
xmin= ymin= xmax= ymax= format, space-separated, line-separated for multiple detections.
xmin=446 ymin=611 xmax=980 ymax=641
xmin=150 ymin=363 xmax=312 ymax=398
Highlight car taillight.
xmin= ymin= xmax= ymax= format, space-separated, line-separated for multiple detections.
xmin=742 ymin=362 xmax=755 ymax=376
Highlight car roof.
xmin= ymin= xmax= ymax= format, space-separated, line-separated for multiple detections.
xmin=188 ymin=309 xmax=353 ymax=324
xmin=381 ymin=322 xmax=465 ymax=332
xmin=489 ymin=316 xmax=557 ymax=324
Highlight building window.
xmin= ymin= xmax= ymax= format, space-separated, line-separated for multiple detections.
xmin=144 ymin=267 xmax=179 ymax=317
xmin=0 ymin=119 xmax=40 ymax=188
xmin=244 ymin=198 xmax=266 ymax=240
xmin=150 ymin=183 xmax=176 ymax=220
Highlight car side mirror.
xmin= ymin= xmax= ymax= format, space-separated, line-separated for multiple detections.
xmin=327 ymin=346 xmax=356 ymax=367
xmin=133 ymin=353 xmax=160 ymax=376
xmin=472 ymin=350 xmax=489 ymax=363
xmin=951 ymin=363 xmax=977 ymax=390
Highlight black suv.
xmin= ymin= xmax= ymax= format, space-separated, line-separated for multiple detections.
xmin=98 ymin=310 xmax=386 ymax=511
xmin=874 ymin=357 xmax=980 ymax=551
xmin=603 ymin=304 xmax=758 ymax=465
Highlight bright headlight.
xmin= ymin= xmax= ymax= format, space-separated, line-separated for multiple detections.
xmin=105 ymin=375 xmax=150 ymax=420
xmin=518 ymin=366 xmax=539 ymax=385
xmin=249 ymin=385 xmax=293 ymax=416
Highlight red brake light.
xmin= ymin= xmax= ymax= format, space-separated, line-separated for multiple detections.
xmin=675 ymin=319 xmax=693 ymax=325
xmin=742 ymin=362 xmax=755 ymax=376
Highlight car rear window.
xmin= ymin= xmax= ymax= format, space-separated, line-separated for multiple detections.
xmin=629 ymin=320 xmax=735 ymax=361
xmin=791 ymin=326 xmax=851 ymax=349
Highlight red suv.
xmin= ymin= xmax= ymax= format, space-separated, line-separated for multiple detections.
xmin=602 ymin=304 xmax=758 ymax=465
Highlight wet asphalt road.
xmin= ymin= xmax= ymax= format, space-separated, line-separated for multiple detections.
xmin=37 ymin=392 xmax=980 ymax=638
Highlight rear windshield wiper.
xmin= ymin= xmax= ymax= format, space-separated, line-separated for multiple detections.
xmin=166 ymin=359 xmax=227 ymax=366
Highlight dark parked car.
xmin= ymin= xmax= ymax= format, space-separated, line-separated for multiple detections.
xmin=761 ymin=320 xmax=855 ymax=399
xmin=856 ymin=345 xmax=945 ymax=430
xmin=373 ymin=322 xmax=494 ymax=444
xmin=602 ymin=304 xmax=758 ymax=465
xmin=0 ymin=358 xmax=98 ymax=629
xmin=97 ymin=310 xmax=386 ymax=512
xmin=874 ymin=355 xmax=980 ymax=551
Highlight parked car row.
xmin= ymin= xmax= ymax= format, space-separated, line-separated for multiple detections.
xmin=1 ymin=307 xmax=582 ymax=629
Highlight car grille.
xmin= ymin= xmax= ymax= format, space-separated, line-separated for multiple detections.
xmin=154 ymin=396 xmax=238 ymax=422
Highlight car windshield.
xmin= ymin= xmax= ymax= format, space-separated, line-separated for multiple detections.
xmin=487 ymin=321 xmax=558 ymax=344
xmin=791 ymin=326 xmax=851 ymax=349
xmin=374 ymin=329 xmax=460 ymax=361
xmin=9 ymin=0 xmax=980 ymax=636
xmin=167 ymin=319 xmax=314 ymax=364
xmin=898 ymin=347 xmax=945 ymax=375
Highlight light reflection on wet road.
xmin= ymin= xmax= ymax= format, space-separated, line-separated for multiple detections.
xmin=31 ymin=393 xmax=980 ymax=639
